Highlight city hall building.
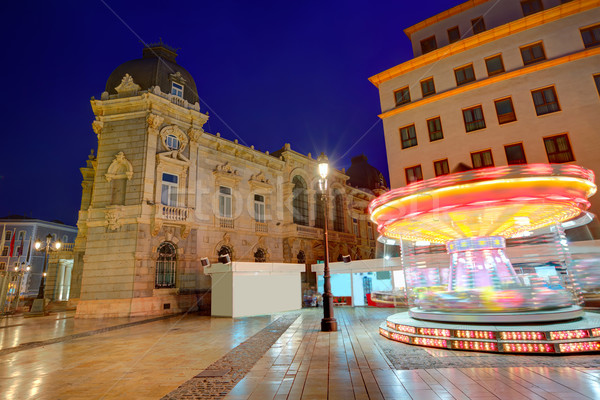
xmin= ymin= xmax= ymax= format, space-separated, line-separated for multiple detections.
xmin=369 ymin=0 xmax=600 ymax=235
xmin=69 ymin=44 xmax=386 ymax=318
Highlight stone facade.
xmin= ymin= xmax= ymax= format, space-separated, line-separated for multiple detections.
xmin=72 ymin=46 xmax=383 ymax=318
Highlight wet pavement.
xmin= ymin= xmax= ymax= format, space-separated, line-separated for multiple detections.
xmin=0 ymin=307 xmax=599 ymax=399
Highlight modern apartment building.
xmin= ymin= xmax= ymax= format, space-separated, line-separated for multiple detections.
xmin=369 ymin=0 xmax=600 ymax=233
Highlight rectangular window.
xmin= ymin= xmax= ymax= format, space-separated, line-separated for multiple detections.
xmin=448 ymin=26 xmax=461 ymax=43
xmin=521 ymin=0 xmax=544 ymax=16
xmin=581 ymin=24 xmax=600 ymax=48
xmin=219 ymin=186 xmax=233 ymax=218
xmin=353 ymin=218 xmax=359 ymax=237
xmin=1 ymin=247 xmax=7 ymax=257
xmin=594 ymin=74 xmax=600 ymax=96
xmin=161 ymin=173 xmax=179 ymax=206
xmin=471 ymin=150 xmax=494 ymax=169
xmin=171 ymin=82 xmax=184 ymax=97
xmin=505 ymin=143 xmax=527 ymax=165
xmin=520 ymin=42 xmax=546 ymax=65
xmin=394 ymin=86 xmax=411 ymax=106
xmin=367 ymin=223 xmax=374 ymax=240
xmin=532 ymin=86 xmax=560 ymax=115
xmin=495 ymin=97 xmax=517 ymax=124
xmin=434 ymin=159 xmax=450 ymax=177
xmin=405 ymin=165 xmax=423 ymax=185
xmin=472 ymin=17 xmax=486 ymax=34
xmin=420 ymin=77 xmax=435 ymax=97
xmin=254 ymin=194 xmax=265 ymax=223
xmin=0 ymin=262 xmax=5 ymax=271
xmin=485 ymin=54 xmax=505 ymax=76
xmin=420 ymin=36 xmax=438 ymax=54
xmin=400 ymin=124 xmax=418 ymax=149
xmin=4 ymin=231 xmax=11 ymax=241
xmin=427 ymin=117 xmax=444 ymax=141
xmin=18 ymin=231 xmax=26 ymax=240
xmin=454 ymin=64 xmax=475 ymax=86
xmin=463 ymin=105 xmax=486 ymax=132
xmin=544 ymin=134 xmax=575 ymax=163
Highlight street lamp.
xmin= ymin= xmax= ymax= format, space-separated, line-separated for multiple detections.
xmin=317 ymin=152 xmax=337 ymax=332
xmin=28 ymin=234 xmax=61 ymax=316
xmin=11 ymin=262 xmax=30 ymax=312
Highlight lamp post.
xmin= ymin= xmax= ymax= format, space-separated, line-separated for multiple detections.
xmin=318 ymin=153 xmax=337 ymax=332
xmin=11 ymin=262 xmax=30 ymax=312
xmin=27 ymin=234 xmax=61 ymax=316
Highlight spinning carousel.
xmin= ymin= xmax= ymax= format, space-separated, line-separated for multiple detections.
xmin=370 ymin=164 xmax=600 ymax=353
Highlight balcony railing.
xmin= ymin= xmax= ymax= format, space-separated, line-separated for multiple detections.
xmin=219 ymin=217 xmax=234 ymax=229
xmin=160 ymin=205 xmax=189 ymax=221
xmin=255 ymin=221 xmax=268 ymax=233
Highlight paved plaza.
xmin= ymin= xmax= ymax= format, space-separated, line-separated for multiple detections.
xmin=1 ymin=307 xmax=600 ymax=399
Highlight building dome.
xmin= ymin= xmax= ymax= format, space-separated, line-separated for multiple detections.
xmin=346 ymin=154 xmax=388 ymax=192
xmin=105 ymin=44 xmax=199 ymax=105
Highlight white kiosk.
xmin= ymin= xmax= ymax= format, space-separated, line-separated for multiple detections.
xmin=204 ymin=262 xmax=304 ymax=317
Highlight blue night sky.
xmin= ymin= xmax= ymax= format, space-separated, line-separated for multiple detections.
xmin=0 ymin=0 xmax=463 ymax=226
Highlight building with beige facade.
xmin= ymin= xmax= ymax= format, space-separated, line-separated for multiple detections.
xmin=69 ymin=44 xmax=385 ymax=318
xmin=369 ymin=0 xmax=600 ymax=234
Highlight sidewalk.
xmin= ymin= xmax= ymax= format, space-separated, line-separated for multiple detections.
xmin=0 ymin=308 xmax=599 ymax=399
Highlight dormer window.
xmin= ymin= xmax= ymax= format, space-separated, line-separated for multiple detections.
xmin=171 ymin=82 xmax=184 ymax=98
xmin=166 ymin=134 xmax=180 ymax=150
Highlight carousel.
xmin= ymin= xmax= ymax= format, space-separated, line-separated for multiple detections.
xmin=370 ymin=164 xmax=600 ymax=354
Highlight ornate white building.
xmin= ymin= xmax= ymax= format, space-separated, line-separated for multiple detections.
xmin=70 ymin=44 xmax=386 ymax=318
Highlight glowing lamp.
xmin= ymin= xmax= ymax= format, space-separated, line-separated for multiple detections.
xmin=317 ymin=152 xmax=329 ymax=179
xmin=34 ymin=241 xmax=42 ymax=250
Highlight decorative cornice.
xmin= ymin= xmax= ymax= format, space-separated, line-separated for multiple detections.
xmin=91 ymin=120 xmax=103 ymax=138
xmin=147 ymin=113 xmax=164 ymax=130
xmin=105 ymin=152 xmax=134 ymax=181
xmin=114 ymin=74 xmax=141 ymax=94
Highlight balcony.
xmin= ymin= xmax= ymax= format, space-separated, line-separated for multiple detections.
xmin=219 ymin=217 xmax=234 ymax=229
xmin=159 ymin=205 xmax=189 ymax=221
xmin=255 ymin=221 xmax=268 ymax=233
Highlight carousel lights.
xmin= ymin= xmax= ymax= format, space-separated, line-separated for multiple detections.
xmin=390 ymin=332 xmax=411 ymax=343
xmin=499 ymin=331 xmax=545 ymax=341
xmin=455 ymin=330 xmax=496 ymax=340
xmin=452 ymin=341 xmax=498 ymax=352
xmin=591 ymin=328 xmax=600 ymax=337
xmin=418 ymin=328 xmax=451 ymax=337
xmin=558 ymin=342 xmax=600 ymax=353
xmin=503 ymin=343 xmax=555 ymax=353
xmin=413 ymin=337 xmax=447 ymax=348
xmin=549 ymin=330 xmax=589 ymax=340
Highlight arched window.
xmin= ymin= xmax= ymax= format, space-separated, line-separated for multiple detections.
xmin=254 ymin=248 xmax=266 ymax=262
xmin=166 ymin=134 xmax=180 ymax=150
xmin=218 ymin=245 xmax=232 ymax=259
xmin=297 ymin=250 xmax=306 ymax=264
xmin=314 ymin=183 xmax=325 ymax=229
xmin=292 ymin=176 xmax=308 ymax=226
xmin=156 ymin=242 xmax=176 ymax=288
xmin=333 ymin=192 xmax=344 ymax=232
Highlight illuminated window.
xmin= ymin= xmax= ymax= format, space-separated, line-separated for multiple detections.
xmin=155 ymin=242 xmax=176 ymax=288
xmin=532 ymin=86 xmax=560 ymax=115
xmin=420 ymin=78 xmax=435 ymax=97
xmin=161 ymin=173 xmax=178 ymax=206
xmin=165 ymin=134 xmax=180 ymax=150
xmin=594 ymin=74 xmax=600 ymax=96
xmin=292 ymin=176 xmax=309 ymax=226
xmin=171 ymin=82 xmax=183 ymax=98
xmin=434 ymin=159 xmax=449 ymax=176
xmin=485 ymin=54 xmax=505 ymax=76
xmin=394 ymin=86 xmax=411 ymax=106
xmin=471 ymin=150 xmax=494 ymax=169
xmin=463 ymin=105 xmax=486 ymax=132
xmin=405 ymin=165 xmax=423 ymax=185
xmin=448 ymin=26 xmax=461 ymax=43
xmin=495 ymin=97 xmax=516 ymax=124
xmin=521 ymin=0 xmax=544 ymax=16
xmin=219 ymin=186 xmax=232 ymax=218
xmin=471 ymin=17 xmax=486 ymax=34
xmin=400 ymin=124 xmax=418 ymax=149
xmin=254 ymin=194 xmax=265 ymax=223
xmin=504 ymin=143 xmax=527 ymax=165
xmin=581 ymin=24 xmax=600 ymax=48
xmin=521 ymin=42 xmax=546 ymax=65
xmin=544 ymin=134 xmax=574 ymax=163
xmin=427 ymin=117 xmax=443 ymax=141
xmin=455 ymin=64 xmax=475 ymax=86
xmin=420 ymin=36 xmax=437 ymax=54
xmin=333 ymin=192 xmax=344 ymax=232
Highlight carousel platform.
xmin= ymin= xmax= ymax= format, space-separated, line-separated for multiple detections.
xmin=379 ymin=310 xmax=600 ymax=354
